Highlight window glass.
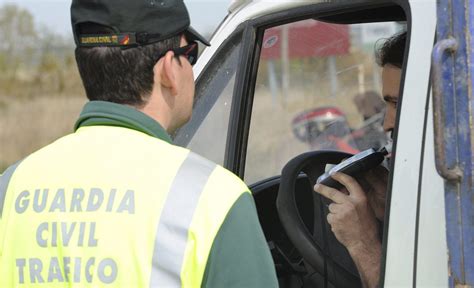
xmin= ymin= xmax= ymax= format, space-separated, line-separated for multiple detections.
xmin=174 ymin=32 xmax=242 ymax=165
xmin=245 ymin=20 xmax=403 ymax=184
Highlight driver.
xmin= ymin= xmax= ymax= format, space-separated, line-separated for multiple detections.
xmin=314 ymin=31 xmax=406 ymax=288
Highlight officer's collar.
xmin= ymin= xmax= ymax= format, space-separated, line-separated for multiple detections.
xmin=74 ymin=101 xmax=172 ymax=144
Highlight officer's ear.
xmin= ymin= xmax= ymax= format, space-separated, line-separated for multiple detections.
xmin=158 ymin=50 xmax=179 ymax=96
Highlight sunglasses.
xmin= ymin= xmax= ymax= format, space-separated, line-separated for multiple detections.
xmin=157 ymin=41 xmax=199 ymax=66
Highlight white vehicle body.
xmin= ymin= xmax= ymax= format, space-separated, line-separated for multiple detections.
xmin=181 ymin=0 xmax=455 ymax=286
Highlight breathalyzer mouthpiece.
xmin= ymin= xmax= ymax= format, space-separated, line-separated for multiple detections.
xmin=378 ymin=142 xmax=393 ymax=156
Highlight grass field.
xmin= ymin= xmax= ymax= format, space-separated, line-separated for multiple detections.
xmin=0 ymin=94 xmax=85 ymax=172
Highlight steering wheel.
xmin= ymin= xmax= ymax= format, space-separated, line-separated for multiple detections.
xmin=276 ymin=150 xmax=362 ymax=288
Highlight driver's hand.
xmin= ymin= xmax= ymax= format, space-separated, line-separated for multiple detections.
xmin=314 ymin=172 xmax=382 ymax=288
xmin=313 ymin=172 xmax=379 ymax=251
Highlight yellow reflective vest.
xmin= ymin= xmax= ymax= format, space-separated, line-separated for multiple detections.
xmin=0 ymin=101 xmax=277 ymax=287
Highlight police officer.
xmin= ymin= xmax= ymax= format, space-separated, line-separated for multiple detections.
xmin=0 ymin=1 xmax=278 ymax=287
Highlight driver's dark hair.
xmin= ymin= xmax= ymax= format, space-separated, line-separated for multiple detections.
xmin=75 ymin=23 xmax=181 ymax=107
xmin=376 ymin=31 xmax=407 ymax=68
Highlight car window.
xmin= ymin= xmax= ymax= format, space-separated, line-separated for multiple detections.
xmin=245 ymin=19 xmax=403 ymax=184
xmin=174 ymin=31 xmax=243 ymax=165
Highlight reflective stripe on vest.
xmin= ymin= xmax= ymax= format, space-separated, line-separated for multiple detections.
xmin=178 ymin=165 xmax=250 ymax=287
xmin=0 ymin=161 xmax=22 ymax=217
xmin=150 ymin=152 xmax=216 ymax=287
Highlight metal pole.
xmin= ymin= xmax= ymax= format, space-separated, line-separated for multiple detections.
xmin=281 ymin=25 xmax=290 ymax=105
xmin=328 ymin=56 xmax=338 ymax=97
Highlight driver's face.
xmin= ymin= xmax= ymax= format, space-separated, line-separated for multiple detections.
xmin=382 ymin=65 xmax=402 ymax=138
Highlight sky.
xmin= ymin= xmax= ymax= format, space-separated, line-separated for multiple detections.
xmin=0 ymin=0 xmax=230 ymax=38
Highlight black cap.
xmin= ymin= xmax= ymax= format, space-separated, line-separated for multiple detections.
xmin=71 ymin=0 xmax=210 ymax=47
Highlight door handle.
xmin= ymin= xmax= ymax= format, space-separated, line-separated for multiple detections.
xmin=431 ymin=37 xmax=463 ymax=182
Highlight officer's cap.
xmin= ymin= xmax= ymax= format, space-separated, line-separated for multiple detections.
xmin=71 ymin=0 xmax=210 ymax=48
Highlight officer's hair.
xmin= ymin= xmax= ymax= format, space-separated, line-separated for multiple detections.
xmin=376 ymin=31 xmax=407 ymax=69
xmin=75 ymin=23 xmax=181 ymax=108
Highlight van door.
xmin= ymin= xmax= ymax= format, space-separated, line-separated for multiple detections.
xmin=380 ymin=1 xmax=440 ymax=287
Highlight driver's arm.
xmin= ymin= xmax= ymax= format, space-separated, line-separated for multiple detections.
xmin=314 ymin=172 xmax=382 ymax=288
xmin=347 ymin=238 xmax=382 ymax=288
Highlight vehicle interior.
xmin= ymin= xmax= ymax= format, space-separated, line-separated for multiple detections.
xmin=175 ymin=1 xmax=409 ymax=287
xmin=247 ymin=3 xmax=406 ymax=288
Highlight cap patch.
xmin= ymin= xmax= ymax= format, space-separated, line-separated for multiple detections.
xmin=79 ymin=33 xmax=137 ymax=47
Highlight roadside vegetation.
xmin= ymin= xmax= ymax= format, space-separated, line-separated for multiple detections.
xmin=0 ymin=4 xmax=85 ymax=172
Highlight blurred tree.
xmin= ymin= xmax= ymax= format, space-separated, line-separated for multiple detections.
xmin=0 ymin=4 xmax=79 ymax=97
xmin=0 ymin=4 xmax=38 ymax=81
xmin=36 ymin=28 xmax=67 ymax=93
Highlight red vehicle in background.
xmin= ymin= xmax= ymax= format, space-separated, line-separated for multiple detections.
xmin=292 ymin=106 xmax=386 ymax=153
xmin=292 ymin=107 xmax=360 ymax=153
